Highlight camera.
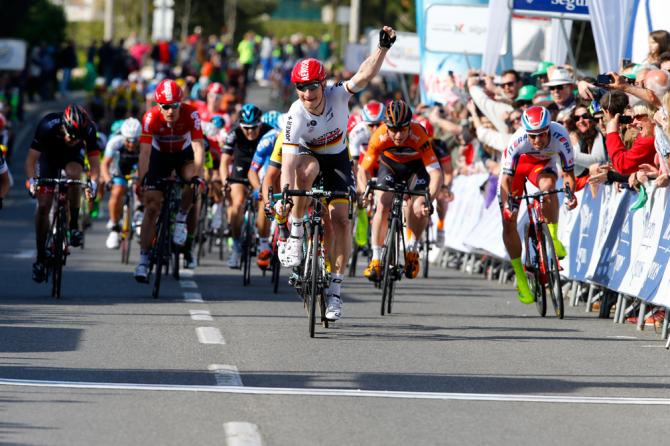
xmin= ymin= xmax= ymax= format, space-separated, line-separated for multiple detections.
xmin=596 ymin=74 xmax=614 ymax=85
xmin=619 ymin=115 xmax=633 ymax=124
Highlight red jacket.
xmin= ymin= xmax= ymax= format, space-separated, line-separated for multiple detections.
xmin=605 ymin=132 xmax=656 ymax=175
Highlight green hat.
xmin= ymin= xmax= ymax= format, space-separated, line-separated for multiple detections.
xmin=531 ymin=61 xmax=554 ymax=77
xmin=515 ymin=85 xmax=538 ymax=102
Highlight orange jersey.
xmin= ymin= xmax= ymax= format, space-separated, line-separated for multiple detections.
xmin=361 ymin=122 xmax=439 ymax=173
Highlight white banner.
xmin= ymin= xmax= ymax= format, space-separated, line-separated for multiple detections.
xmin=424 ymin=5 xmax=489 ymax=54
xmin=0 ymin=39 xmax=27 ymax=71
xmin=442 ymin=174 xmax=488 ymax=253
xmin=368 ymin=31 xmax=420 ymax=75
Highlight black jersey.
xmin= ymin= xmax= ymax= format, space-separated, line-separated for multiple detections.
xmin=31 ymin=112 xmax=100 ymax=157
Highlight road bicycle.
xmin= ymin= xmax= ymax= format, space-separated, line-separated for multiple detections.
xmin=119 ymin=175 xmax=138 ymax=265
xmin=270 ymin=185 xmax=353 ymax=337
xmin=364 ymin=179 xmax=431 ymax=316
xmin=34 ymin=177 xmax=91 ymax=298
xmin=227 ymin=177 xmax=257 ymax=286
xmin=517 ymin=186 xmax=572 ymax=319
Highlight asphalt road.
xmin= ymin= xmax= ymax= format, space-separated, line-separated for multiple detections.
xmin=1 ymin=93 xmax=670 ymax=445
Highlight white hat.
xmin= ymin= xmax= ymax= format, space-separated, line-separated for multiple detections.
xmin=543 ymin=67 xmax=575 ymax=87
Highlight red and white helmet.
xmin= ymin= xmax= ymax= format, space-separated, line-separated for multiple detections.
xmin=291 ymin=58 xmax=326 ymax=84
xmin=522 ymin=106 xmax=551 ymax=134
xmin=207 ymin=82 xmax=225 ymax=96
xmin=361 ymin=100 xmax=385 ymax=124
xmin=154 ymin=79 xmax=184 ymax=105
xmin=347 ymin=112 xmax=362 ymax=134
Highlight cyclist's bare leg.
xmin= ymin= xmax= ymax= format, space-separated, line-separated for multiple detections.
xmin=328 ymin=202 xmax=351 ymax=275
xmin=371 ymin=190 xmax=392 ymax=247
xmin=538 ymin=174 xmax=558 ymax=223
xmin=257 ymin=199 xmax=270 ymax=238
xmin=108 ymin=184 xmax=125 ymax=223
xmin=501 ymin=210 xmax=522 ymax=259
xmin=406 ymin=196 xmax=429 ymax=242
xmin=65 ymin=161 xmax=83 ymax=229
xmin=140 ymin=190 xmax=163 ymax=251
xmin=178 ymin=162 xmax=197 ymax=214
xmin=228 ymin=183 xmax=247 ymax=239
xmin=35 ymin=191 xmax=54 ymax=259
xmin=281 ymin=153 xmax=319 ymax=222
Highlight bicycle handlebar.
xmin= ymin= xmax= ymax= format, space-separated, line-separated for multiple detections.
xmin=516 ymin=186 xmax=573 ymax=201
xmin=364 ymin=179 xmax=434 ymax=214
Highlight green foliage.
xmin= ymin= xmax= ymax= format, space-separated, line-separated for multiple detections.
xmin=3 ymin=0 xmax=67 ymax=46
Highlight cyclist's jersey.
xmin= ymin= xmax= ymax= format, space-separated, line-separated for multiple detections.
xmin=31 ymin=112 xmax=100 ymax=158
xmin=413 ymin=114 xmax=435 ymax=138
xmin=269 ymin=131 xmax=284 ymax=169
xmin=250 ymin=128 xmax=279 ymax=174
xmin=361 ymin=122 xmax=440 ymax=174
xmin=348 ymin=120 xmax=373 ymax=160
xmin=502 ymin=122 xmax=575 ymax=176
xmin=104 ymin=134 xmax=140 ymax=177
xmin=140 ymin=103 xmax=204 ymax=153
xmin=222 ymin=123 xmax=273 ymax=159
xmin=283 ymin=81 xmax=353 ymax=156
xmin=347 ymin=111 xmax=362 ymax=134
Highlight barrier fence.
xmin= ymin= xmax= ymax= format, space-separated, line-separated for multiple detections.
xmin=435 ymin=174 xmax=670 ymax=342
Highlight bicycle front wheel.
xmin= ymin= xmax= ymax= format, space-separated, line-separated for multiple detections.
xmin=541 ymin=223 xmax=564 ymax=319
xmin=152 ymin=220 xmax=169 ymax=299
xmin=51 ymin=207 xmax=66 ymax=298
xmin=308 ymin=229 xmax=320 ymax=338
xmin=120 ymin=201 xmax=132 ymax=264
xmin=381 ymin=218 xmax=398 ymax=316
xmin=525 ymin=223 xmax=546 ymax=317
xmin=422 ymin=228 xmax=430 ymax=279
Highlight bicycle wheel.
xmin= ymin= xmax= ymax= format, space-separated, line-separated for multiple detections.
xmin=172 ymin=245 xmax=180 ymax=280
xmin=120 ymin=201 xmax=132 ymax=264
xmin=380 ymin=218 xmax=398 ymax=316
xmin=422 ymin=228 xmax=430 ymax=279
xmin=196 ymin=194 xmax=208 ymax=264
xmin=271 ymin=231 xmax=280 ymax=294
xmin=152 ymin=218 xmax=169 ymax=299
xmin=51 ymin=207 xmax=66 ymax=298
xmin=541 ymin=223 xmax=564 ymax=319
xmin=241 ymin=213 xmax=252 ymax=286
xmin=525 ymin=223 xmax=546 ymax=317
xmin=387 ymin=228 xmax=399 ymax=315
xmin=308 ymin=228 xmax=320 ymax=338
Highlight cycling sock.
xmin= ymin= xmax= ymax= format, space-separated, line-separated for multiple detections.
xmin=260 ymin=238 xmax=270 ymax=250
xmin=69 ymin=207 xmax=79 ymax=230
xmin=547 ymin=222 xmax=559 ymax=241
xmin=372 ymin=245 xmax=381 ymax=261
xmin=139 ymin=250 xmax=150 ymax=265
xmin=511 ymin=257 xmax=533 ymax=302
xmin=176 ymin=210 xmax=188 ymax=223
xmin=233 ymin=238 xmax=241 ymax=251
xmin=330 ymin=274 xmax=343 ymax=298
xmin=290 ymin=220 xmax=304 ymax=238
xmin=437 ymin=218 xmax=445 ymax=231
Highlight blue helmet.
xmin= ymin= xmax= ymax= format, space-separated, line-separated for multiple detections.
xmin=261 ymin=110 xmax=282 ymax=130
xmin=521 ymin=106 xmax=551 ymax=134
xmin=240 ymin=103 xmax=262 ymax=126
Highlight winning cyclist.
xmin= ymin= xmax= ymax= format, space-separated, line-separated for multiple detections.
xmin=25 ymin=104 xmax=100 ymax=282
xmin=359 ymin=100 xmax=443 ymax=281
xmin=101 ymin=118 xmax=141 ymax=249
xmin=278 ymin=26 xmax=397 ymax=321
xmin=219 ymin=104 xmax=273 ymax=268
xmin=134 ymin=79 xmax=206 ymax=282
xmin=499 ymin=105 xmax=577 ymax=304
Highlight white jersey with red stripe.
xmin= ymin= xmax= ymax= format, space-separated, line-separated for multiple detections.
xmin=283 ymin=81 xmax=353 ymax=156
xmin=348 ymin=120 xmax=372 ymax=159
xmin=502 ymin=122 xmax=575 ymax=176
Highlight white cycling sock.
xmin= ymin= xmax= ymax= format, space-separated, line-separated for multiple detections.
xmin=290 ymin=220 xmax=304 ymax=238
xmin=330 ymin=274 xmax=343 ymax=298
xmin=176 ymin=210 xmax=188 ymax=223
xmin=372 ymin=245 xmax=382 ymax=261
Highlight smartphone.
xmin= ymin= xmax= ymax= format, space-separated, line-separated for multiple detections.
xmin=619 ymin=115 xmax=633 ymax=124
xmin=622 ymin=58 xmax=631 ymax=67
xmin=596 ymin=74 xmax=613 ymax=85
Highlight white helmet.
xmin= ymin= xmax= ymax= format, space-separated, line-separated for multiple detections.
xmin=120 ymin=118 xmax=141 ymax=139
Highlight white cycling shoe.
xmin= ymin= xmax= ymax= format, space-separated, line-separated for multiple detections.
xmin=278 ymin=236 xmax=302 ymax=267
xmin=325 ymin=294 xmax=342 ymax=321
xmin=106 ymin=231 xmax=120 ymax=249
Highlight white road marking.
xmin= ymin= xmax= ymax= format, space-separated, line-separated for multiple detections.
xmin=181 ymin=269 xmax=194 ymax=278
xmin=606 ymin=336 xmax=638 ymax=339
xmin=1 ymin=378 xmax=669 ymax=406
xmin=10 ymin=249 xmax=36 ymax=259
xmin=223 ymin=422 xmax=263 ymax=446
xmin=640 ymin=344 xmax=666 ymax=348
xmin=183 ymin=292 xmax=204 ymax=303
xmin=208 ymin=364 xmax=243 ymax=386
xmin=196 ymin=327 xmax=225 ymax=344
xmin=180 ymin=280 xmax=198 ymax=289
xmin=190 ymin=310 xmax=213 ymax=321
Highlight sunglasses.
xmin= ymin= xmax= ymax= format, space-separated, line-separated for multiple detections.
xmin=296 ymin=82 xmax=321 ymax=92
xmin=387 ymin=125 xmax=409 ymax=132
xmin=633 ymin=114 xmax=649 ymax=120
xmin=125 ymin=137 xmax=139 ymax=144
xmin=240 ymin=124 xmax=260 ymax=130
xmin=499 ymin=81 xmax=516 ymax=88
xmin=527 ymin=131 xmax=548 ymax=139
xmin=159 ymin=103 xmax=180 ymax=110
xmin=576 ymin=113 xmax=592 ymax=121
xmin=549 ymin=85 xmax=566 ymax=91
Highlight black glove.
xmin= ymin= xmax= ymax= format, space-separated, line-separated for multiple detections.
xmin=379 ymin=28 xmax=396 ymax=50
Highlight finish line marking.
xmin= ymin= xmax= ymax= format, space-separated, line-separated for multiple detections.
xmin=0 ymin=378 xmax=669 ymax=405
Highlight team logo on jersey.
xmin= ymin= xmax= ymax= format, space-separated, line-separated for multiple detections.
xmin=326 ymin=108 xmax=334 ymax=122
xmin=144 ymin=113 xmax=152 ymax=132
xmin=191 ymin=111 xmax=201 ymax=130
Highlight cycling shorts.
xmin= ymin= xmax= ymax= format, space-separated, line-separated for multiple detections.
xmin=230 ymin=151 xmax=253 ymax=181
xmin=112 ymin=176 xmax=128 ymax=187
xmin=377 ymin=156 xmax=430 ymax=192
xmin=37 ymin=147 xmax=85 ymax=179
xmin=143 ymin=146 xmax=194 ymax=190
xmin=498 ymin=154 xmax=557 ymax=207
xmin=296 ymin=146 xmax=354 ymax=200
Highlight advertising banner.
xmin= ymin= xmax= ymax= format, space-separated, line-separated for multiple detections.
xmin=511 ymin=0 xmax=589 ymax=20
xmin=368 ymin=31 xmax=420 ymax=74
xmin=0 ymin=39 xmax=27 ymax=71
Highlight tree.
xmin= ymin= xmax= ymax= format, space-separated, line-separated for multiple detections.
xmin=0 ymin=0 xmax=67 ymax=46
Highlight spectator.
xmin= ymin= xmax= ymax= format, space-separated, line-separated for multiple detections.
xmin=644 ymin=30 xmax=670 ymax=66
xmin=260 ymin=33 xmax=273 ymax=81
xmin=571 ymin=104 xmax=608 ymax=185
xmin=467 ymin=70 xmax=516 ymax=133
xmin=606 ymin=102 xmax=656 ymax=175
xmin=237 ymin=32 xmax=256 ymax=86
xmin=530 ymin=61 xmax=554 ymax=86
xmin=58 ymin=40 xmax=77 ymax=97
xmin=543 ymin=66 xmax=576 ymax=121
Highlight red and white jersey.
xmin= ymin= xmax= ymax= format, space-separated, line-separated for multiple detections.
xmin=191 ymin=100 xmax=227 ymax=153
xmin=502 ymin=122 xmax=574 ymax=176
xmin=283 ymin=81 xmax=353 ymax=156
xmin=413 ymin=114 xmax=434 ymax=138
xmin=140 ymin=103 xmax=204 ymax=153
xmin=348 ymin=120 xmax=372 ymax=159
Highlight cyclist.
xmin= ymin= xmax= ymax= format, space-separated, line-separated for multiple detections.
xmin=219 ymin=103 xmax=273 ymax=268
xmin=359 ymin=100 xmax=443 ymax=281
xmin=101 ymin=118 xmax=141 ymax=249
xmin=350 ymin=100 xmax=385 ymax=180
xmin=499 ymin=105 xmax=577 ymax=304
xmin=134 ymin=79 xmax=206 ymax=282
xmin=25 ymin=104 xmax=100 ymax=282
xmin=278 ymin=26 xmax=397 ymax=321
xmin=0 ymin=146 xmax=9 ymax=209
xmin=248 ymin=110 xmax=284 ymax=269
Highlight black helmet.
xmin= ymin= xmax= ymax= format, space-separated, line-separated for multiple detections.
xmin=384 ymin=100 xmax=412 ymax=129
xmin=63 ymin=104 xmax=90 ymax=139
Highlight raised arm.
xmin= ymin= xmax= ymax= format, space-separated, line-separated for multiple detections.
xmin=347 ymin=26 xmax=397 ymax=93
